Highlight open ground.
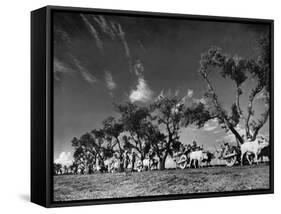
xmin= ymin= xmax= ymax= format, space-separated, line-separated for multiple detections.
xmin=54 ymin=164 xmax=270 ymax=201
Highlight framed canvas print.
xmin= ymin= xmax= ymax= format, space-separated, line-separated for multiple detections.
xmin=31 ymin=5 xmax=274 ymax=207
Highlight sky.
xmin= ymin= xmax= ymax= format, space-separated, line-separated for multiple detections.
xmin=53 ymin=11 xmax=270 ymax=165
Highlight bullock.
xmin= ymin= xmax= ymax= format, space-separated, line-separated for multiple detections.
xmin=135 ymin=157 xmax=159 ymax=172
xmin=202 ymin=151 xmax=215 ymax=167
xmin=258 ymin=145 xmax=270 ymax=163
xmin=240 ymin=137 xmax=269 ymax=165
xmin=135 ymin=158 xmax=150 ymax=172
xmin=104 ymin=157 xmax=119 ymax=173
xmin=189 ymin=150 xmax=205 ymax=168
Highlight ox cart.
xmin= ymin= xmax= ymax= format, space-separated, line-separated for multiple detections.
xmin=217 ymin=145 xmax=240 ymax=167
xmin=172 ymin=152 xmax=189 ymax=169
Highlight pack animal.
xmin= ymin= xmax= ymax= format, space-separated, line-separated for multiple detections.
xmin=189 ymin=150 xmax=206 ymax=168
xmin=202 ymin=151 xmax=215 ymax=167
xmin=240 ymin=138 xmax=269 ymax=165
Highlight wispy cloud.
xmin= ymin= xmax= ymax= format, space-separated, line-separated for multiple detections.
xmin=203 ymin=118 xmax=219 ymax=131
xmin=53 ymin=58 xmax=74 ymax=81
xmin=129 ymin=77 xmax=153 ymax=103
xmin=91 ymin=16 xmax=134 ymax=74
xmin=54 ymin=27 xmax=71 ymax=43
xmin=174 ymin=89 xmax=180 ymax=97
xmin=129 ymin=60 xmax=153 ymax=103
xmin=117 ymin=23 xmax=130 ymax=59
xmin=104 ymin=70 xmax=117 ymax=90
xmin=111 ymin=21 xmax=133 ymax=73
xmin=92 ymin=15 xmax=116 ymax=39
xmin=180 ymin=88 xmax=194 ymax=104
xmin=80 ymin=71 xmax=97 ymax=83
xmin=80 ymin=14 xmax=103 ymax=52
xmin=187 ymin=89 xmax=194 ymax=98
xmin=54 ymin=58 xmax=71 ymax=73
xmin=213 ymin=130 xmax=221 ymax=134
xmin=155 ymin=89 xmax=165 ymax=101
xmin=256 ymin=89 xmax=269 ymax=100
xmin=55 ymin=152 xmax=72 ymax=166
xmin=133 ymin=60 xmax=144 ymax=76
xmin=70 ymin=55 xmax=97 ymax=84
xmin=138 ymin=40 xmax=146 ymax=52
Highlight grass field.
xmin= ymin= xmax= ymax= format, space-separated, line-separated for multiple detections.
xmin=53 ymin=165 xmax=270 ymax=201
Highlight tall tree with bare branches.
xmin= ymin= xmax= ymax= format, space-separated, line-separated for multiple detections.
xmin=184 ymin=35 xmax=270 ymax=145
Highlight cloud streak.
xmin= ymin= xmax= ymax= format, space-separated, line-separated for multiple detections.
xmin=105 ymin=70 xmax=117 ymax=90
xmin=256 ymin=90 xmax=269 ymax=100
xmin=129 ymin=60 xmax=153 ymax=103
xmin=110 ymin=21 xmax=133 ymax=73
xmin=53 ymin=58 xmax=75 ymax=81
xmin=92 ymin=15 xmax=116 ymax=39
xmin=54 ymin=26 xmax=71 ymax=43
xmin=187 ymin=89 xmax=194 ymax=98
xmin=80 ymin=14 xmax=103 ymax=52
xmin=203 ymin=118 xmax=219 ymax=131
xmin=89 ymin=15 xmax=133 ymax=74
xmin=70 ymin=55 xmax=97 ymax=84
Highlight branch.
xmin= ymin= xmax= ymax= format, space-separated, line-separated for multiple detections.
xmin=137 ymin=135 xmax=143 ymax=153
xmin=252 ymin=107 xmax=270 ymax=140
xmin=245 ymin=84 xmax=264 ymax=139
xmin=115 ymin=136 xmax=122 ymax=153
xmin=203 ymin=75 xmax=244 ymax=145
xmin=129 ymin=132 xmax=142 ymax=153
xmin=235 ymin=86 xmax=244 ymax=118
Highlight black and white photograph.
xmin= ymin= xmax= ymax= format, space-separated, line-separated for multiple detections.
xmin=52 ymin=9 xmax=272 ymax=202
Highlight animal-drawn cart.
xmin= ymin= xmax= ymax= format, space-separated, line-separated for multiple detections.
xmin=217 ymin=145 xmax=240 ymax=167
xmin=173 ymin=152 xmax=189 ymax=169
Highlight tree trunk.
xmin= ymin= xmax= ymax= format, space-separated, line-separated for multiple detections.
xmin=204 ymin=76 xmax=244 ymax=145
xmin=159 ymin=158 xmax=165 ymax=170
xmin=158 ymin=151 xmax=169 ymax=170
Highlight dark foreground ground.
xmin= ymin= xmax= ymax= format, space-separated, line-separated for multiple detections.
xmin=53 ymin=164 xmax=270 ymax=201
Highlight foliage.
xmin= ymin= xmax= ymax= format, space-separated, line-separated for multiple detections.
xmin=194 ymin=34 xmax=270 ymax=144
xmin=65 ymin=34 xmax=270 ymax=173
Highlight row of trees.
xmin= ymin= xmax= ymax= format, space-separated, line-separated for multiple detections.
xmin=70 ymin=97 xmax=184 ymax=171
xmin=58 ymin=35 xmax=270 ymax=173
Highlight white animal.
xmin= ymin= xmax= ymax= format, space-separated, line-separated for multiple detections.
xmin=104 ymin=157 xmax=120 ymax=173
xmin=135 ymin=158 xmax=149 ymax=172
xmin=135 ymin=157 xmax=159 ymax=172
xmin=240 ymin=137 xmax=269 ymax=165
xmin=189 ymin=150 xmax=206 ymax=168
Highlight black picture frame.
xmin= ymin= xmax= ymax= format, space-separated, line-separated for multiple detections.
xmin=31 ymin=5 xmax=274 ymax=208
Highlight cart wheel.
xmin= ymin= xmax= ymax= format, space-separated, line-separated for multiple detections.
xmin=225 ymin=156 xmax=237 ymax=167
xmin=178 ymin=155 xmax=188 ymax=169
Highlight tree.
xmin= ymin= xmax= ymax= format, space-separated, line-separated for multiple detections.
xmin=145 ymin=123 xmax=166 ymax=170
xmin=53 ymin=163 xmax=62 ymax=175
xmin=117 ymin=103 xmax=151 ymax=160
xmin=186 ymin=35 xmax=270 ymax=145
xmin=71 ymin=133 xmax=97 ymax=174
xmin=92 ymin=128 xmax=117 ymax=160
xmin=150 ymin=97 xmax=184 ymax=170
xmin=101 ymin=116 xmax=125 ymax=171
